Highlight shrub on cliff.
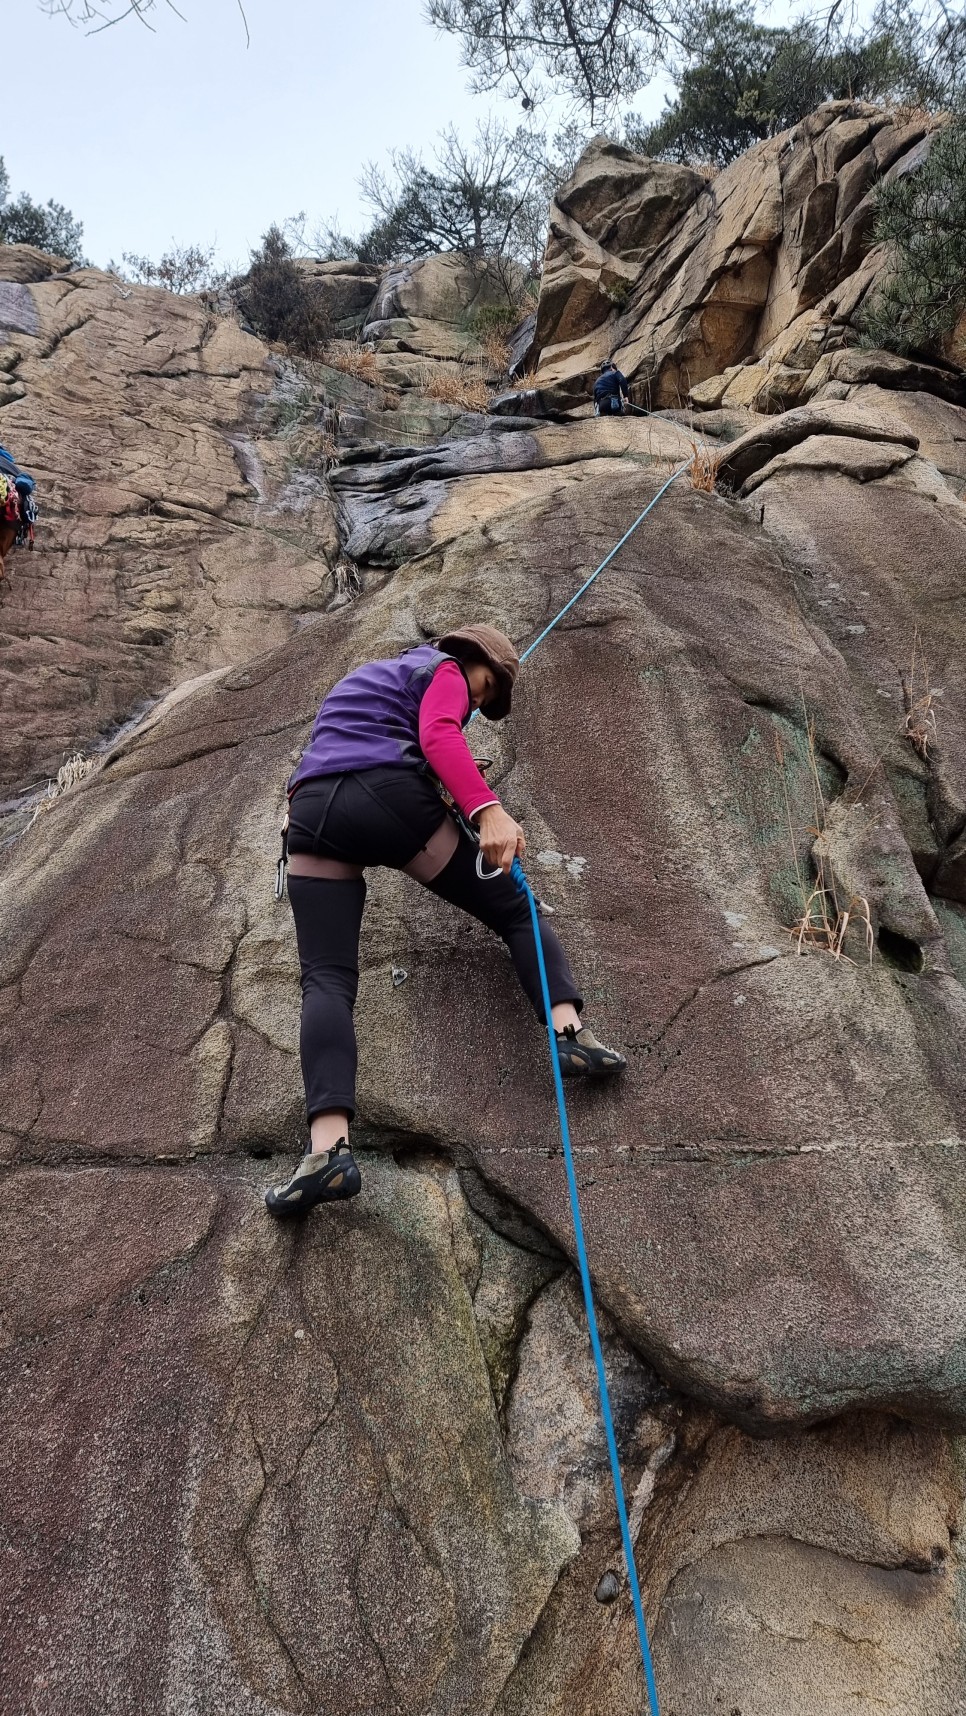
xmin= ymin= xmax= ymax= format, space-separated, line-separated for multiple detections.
xmin=235 ymin=226 xmax=331 ymax=357
xmin=113 ymin=243 xmax=229 ymax=295
xmin=861 ymin=115 xmax=966 ymax=358
xmin=0 ymin=156 xmax=85 ymax=262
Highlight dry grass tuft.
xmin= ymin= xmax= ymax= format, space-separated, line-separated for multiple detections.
xmin=24 ymin=750 xmax=99 ymax=831
xmin=790 ymin=875 xmax=874 ymax=962
xmin=888 ymin=101 xmax=940 ymax=128
xmin=775 ymin=719 xmax=874 ymax=966
xmin=325 ymin=341 xmax=381 ymax=386
xmin=902 ymin=627 xmax=939 ymax=758
xmin=332 ymin=558 xmax=361 ymax=600
xmin=688 ymin=440 xmax=719 ymax=492
xmin=479 ymin=328 xmax=512 ymax=376
xmin=420 ymin=362 xmax=492 ymax=412
xmin=54 ymin=752 xmax=98 ymax=795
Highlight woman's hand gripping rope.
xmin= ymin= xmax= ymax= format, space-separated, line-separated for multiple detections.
xmin=475 ymin=802 xmax=526 ymax=875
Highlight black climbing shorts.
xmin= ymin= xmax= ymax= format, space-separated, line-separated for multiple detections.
xmin=285 ymin=766 xmax=583 ymax=1121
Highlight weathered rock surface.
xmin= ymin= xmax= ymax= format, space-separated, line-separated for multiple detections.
xmin=7 ymin=1148 xmax=963 ymax=1715
xmin=8 ymin=401 xmax=965 ymax=1435
xmin=329 ymin=414 xmax=694 ymax=564
xmin=0 ymin=243 xmax=73 ymax=284
xmin=367 ymin=254 xmax=510 ymax=330
xmin=713 ymin=398 xmax=920 ymax=490
xmin=0 ymin=268 xmax=341 ymax=802
xmin=355 ymin=253 xmax=511 ymax=391
xmin=534 ymin=139 xmax=704 ymax=353
xmin=292 ymin=256 xmax=380 ymax=332
xmin=4 ymin=113 xmax=966 ymax=1716
xmin=527 ymin=103 xmax=944 ymax=418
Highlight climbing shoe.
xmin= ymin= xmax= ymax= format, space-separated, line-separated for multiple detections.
xmin=555 ymin=1026 xmax=627 ymax=1079
xmin=264 ymin=1140 xmax=361 ymax=1218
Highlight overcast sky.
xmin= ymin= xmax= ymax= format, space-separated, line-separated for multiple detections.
xmin=3 ymin=0 xmax=675 ymax=270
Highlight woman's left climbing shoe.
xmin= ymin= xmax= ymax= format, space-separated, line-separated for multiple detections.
xmin=555 ymin=1025 xmax=627 ymax=1079
xmin=265 ymin=1139 xmax=362 ymax=1218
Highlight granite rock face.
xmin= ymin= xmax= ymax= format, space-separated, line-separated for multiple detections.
xmin=0 ymin=243 xmax=73 ymax=285
xmin=0 ymin=265 xmax=339 ymax=803
xmin=528 ymin=103 xmax=947 ymax=417
xmin=3 ymin=119 xmax=966 ymax=1716
xmin=534 ymin=139 xmax=705 ymax=354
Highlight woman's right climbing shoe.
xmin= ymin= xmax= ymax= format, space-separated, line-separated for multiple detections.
xmin=555 ymin=1025 xmax=627 ymax=1079
xmin=264 ymin=1140 xmax=362 ymax=1218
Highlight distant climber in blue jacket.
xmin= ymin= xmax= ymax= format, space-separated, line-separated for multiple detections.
xmin=0 ymin=443 xmax=37 ymax=585
xmin=593 ymin=360 xmax=630 ymax=416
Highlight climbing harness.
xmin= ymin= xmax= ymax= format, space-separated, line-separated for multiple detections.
xmin=478 ymin=464 xmax=690 ymax=1716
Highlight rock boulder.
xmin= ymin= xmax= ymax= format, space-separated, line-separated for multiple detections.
xmin=527 ymin=104 xmax=944 ymax=419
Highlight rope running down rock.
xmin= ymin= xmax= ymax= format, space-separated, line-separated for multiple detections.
xmin=474 ymin=461 xmax=690 ymax=1716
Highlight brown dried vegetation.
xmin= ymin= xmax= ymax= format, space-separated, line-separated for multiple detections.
xmin=420 ymin=362 xmax=492 ymax=412
xmin=775 ymin=719 xmax=874 ymax=966
xmin=902 ymin=628 xmax=939 ymax=758
xmin=325 ymin=342 xmax=382 ymax=386
xmin=688 ymin=440 xmax=719 ymax=492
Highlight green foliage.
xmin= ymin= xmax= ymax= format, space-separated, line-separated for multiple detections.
xmin=626 ymin=0 xmax=950 ymax=166
xmin=235 ymin=226 xmax=332 ymax=357
xmin=315 ymin=120 xmax=580 ymax=296
xmin=860 ymin=115 xmax=966 ymax=357
xmin=431 ymin=0 xmax=966 ymax=127
xmin=870 ymin=0 xmax=966 ymax=110
xmin=112 ymin=242 xmax=230 ymax=295
xmin=469 ymin=301 xmax=522 ymax=335
xmin=0 ymin=155 xmax=85 ymax=261
xmin=601 ymin=276 xmax=633 ymax=307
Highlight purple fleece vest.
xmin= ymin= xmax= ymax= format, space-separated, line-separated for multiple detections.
xmin=289 ymin=645 xmax=467 ymax=792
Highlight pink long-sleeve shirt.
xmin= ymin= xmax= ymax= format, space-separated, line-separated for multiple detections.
xmin=418 ymin=661 xmax=501 ymax=822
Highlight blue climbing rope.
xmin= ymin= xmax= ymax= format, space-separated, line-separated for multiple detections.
xmin=475 ymin=467 xmax=691 ymax=1716
xmin=467 ymin=462 xmax=690 ymax=726
xmin=518 ymin=461 xmax=690 ymax=665
xmin=510 ymin=861 xmax=663 ymax=1716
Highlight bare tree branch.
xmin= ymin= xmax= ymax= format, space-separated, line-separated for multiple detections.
xmin=38 ymin=0 xmax=250 ymax=40
xmin=427 ymin=0 xmax=678 ymax=118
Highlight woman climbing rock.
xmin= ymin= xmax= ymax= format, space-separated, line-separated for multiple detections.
xmin=266 ymin=623 xmax=626 ymax=1217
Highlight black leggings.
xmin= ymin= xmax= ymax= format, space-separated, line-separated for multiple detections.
xmin=287 ymin=768 xmax=583 ymax=1122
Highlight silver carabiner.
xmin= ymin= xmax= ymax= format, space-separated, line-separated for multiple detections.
xmin=476 ymin=848 xmax=504 ymax=882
